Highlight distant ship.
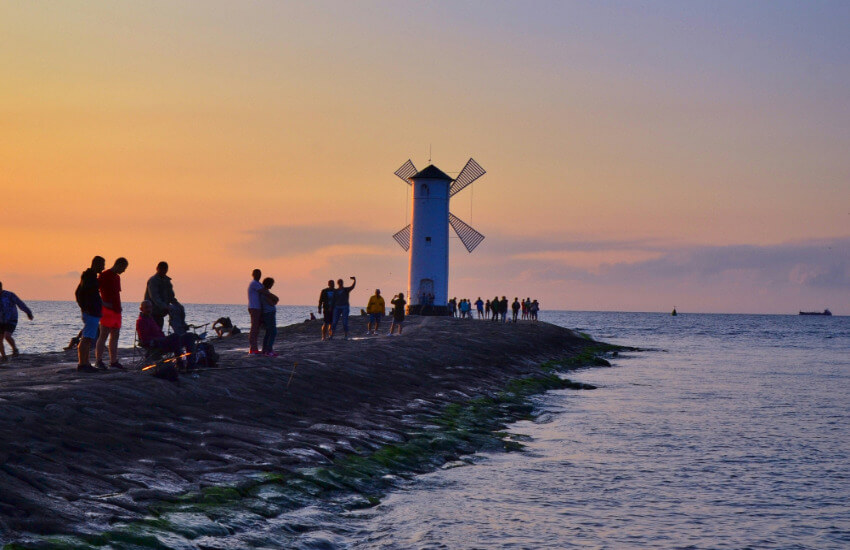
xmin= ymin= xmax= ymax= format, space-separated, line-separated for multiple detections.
xmin=799 ymin=309 xmax=832 ymax=316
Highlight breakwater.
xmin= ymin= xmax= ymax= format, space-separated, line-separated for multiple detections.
xmin=0 ymin=315 xmax=615 ymax=547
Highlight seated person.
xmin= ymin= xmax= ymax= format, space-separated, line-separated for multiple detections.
xmin=137 ymin=300 xmax=197 ymax=364
xmin=212 ymin=316 xmax=239 ymax=338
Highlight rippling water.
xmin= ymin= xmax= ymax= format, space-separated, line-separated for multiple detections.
xmin=8 ymin=306 xmax=850 ymax=548
xmin=349 ymin=313 xmax=850 ymax=549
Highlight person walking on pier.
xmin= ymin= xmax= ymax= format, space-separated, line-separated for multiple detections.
xmin=144 ymin=261 xmax=176 ymax=330
xmin=366 ymin=289 xmax=385 ymax=335
xmin=0 ymin=282 xmax=34 ymax=362
xmin=318 ymin=279 xmax=335 ymax=340
xmin=96 ymin=257 xmax=129 ymax=370
xmin=75 ymin=256 xmax=104 ymax=372
xmin=389 ymin=292 xmax=406 ymax=335
xmin=332 ymin=276 xmax=356 ymax=340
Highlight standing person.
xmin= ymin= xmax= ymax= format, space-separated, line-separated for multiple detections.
xmin=260 ymin=277 xmax=280 ymax=357
xmin=331 ymin=276 xmax=356 ymax=340
xmin=389 ymin=292 xmax=406 ymax=335
xmin=448 ymin=297 xmax=457 ymax=317
xmin=144 ymin=261 xmax=176 ymax=330
xmin=499 ymin=296 xmax=509 ymax=323
xmin=530 ymin=299 xmax=540 ymax=322
xmin=0 ymin=282 xmax=34 ymax=362
xmin=511 ymin=297 xmax=521 ymax=322
xmin=75 ymin=256 xmax=105 ymax=372
xmin=247 ymin=269 xmax=264 ymax=354
xmin=366 ymin=289 xmax=385 ymax=335
xmin=475 ymin=297 xmax=484 ymax=319
xmin=95 ymin=257 xmax=128 ymax=370
xmin=318 ymin=279 xmax=335 ymax=341
xmin=485 ymin=299 xmax=491 ymax=319
xmin=491 ymin=296 xmax=500 ymax=322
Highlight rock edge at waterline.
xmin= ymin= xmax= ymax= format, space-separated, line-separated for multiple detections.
xmin=0 ymin=315 xmax=612 ymax=543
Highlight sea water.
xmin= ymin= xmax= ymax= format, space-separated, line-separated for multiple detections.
xmin=349 ymin=312 xmax=850 ymax=549
xmin=5 ymin=301 xmax=314 ymax=354
xmin=5 ymin=305 xmax=849 ymax=548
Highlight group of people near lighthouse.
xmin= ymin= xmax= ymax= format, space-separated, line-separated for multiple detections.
xmin=2 ymin=259 xmax=540 ymax=369
xmin=448 ymin=296 xmax=540 ymax=322
xmin=317 ymin=278 xmax=407 ymax=339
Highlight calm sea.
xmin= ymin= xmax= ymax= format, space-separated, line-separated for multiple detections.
xmin=5 ymin=304 xmax=850 ymax=549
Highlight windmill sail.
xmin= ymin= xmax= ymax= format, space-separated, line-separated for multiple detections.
xmin=394 ymin=160 xmax=417 ymax=184
xmin=449 ymin=158 xmax=486 ymax=197
xmin=449 ymin=213 xmax=485 ymax=252
xmin=392 ymin=224 xmax=411 ymax=251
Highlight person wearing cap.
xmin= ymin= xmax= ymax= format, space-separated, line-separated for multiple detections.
xmin=366 ymin=289 xmax=385 ymax=335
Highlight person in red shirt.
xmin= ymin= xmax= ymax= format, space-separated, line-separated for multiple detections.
xmin=136 ymin=300 xmax=196 ymax=364
xmin=96 ymin=257 xmax=129 ymax=370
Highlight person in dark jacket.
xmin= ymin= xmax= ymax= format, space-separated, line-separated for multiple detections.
xmin=318 ymin=280 xmax=335 ymax=341
xmin=144 ymin=261 xmax=176 ymax=330
xmin=75 ymin=256 xmax=105 ymax=372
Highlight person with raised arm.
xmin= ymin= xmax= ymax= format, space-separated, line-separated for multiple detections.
xmin=331 ymin=276 xmax=356 ymax=340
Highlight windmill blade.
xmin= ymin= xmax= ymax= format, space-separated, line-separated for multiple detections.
xmin=394 ymin=160 xmax=417 ymax=185
xmin=449 ymin=158 xmax=486 ymax=197
xmin=449 ymin=213 xmax=485 ymax=253
xmin=392 ymin=224 xmax=411 ymax=251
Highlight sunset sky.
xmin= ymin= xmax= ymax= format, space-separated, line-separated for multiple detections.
xmin=2 ymin=1 xmax=848 ymax=314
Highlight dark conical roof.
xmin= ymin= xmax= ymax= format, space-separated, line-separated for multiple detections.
xmin=410 ymin=164 xmax=453 ymax=181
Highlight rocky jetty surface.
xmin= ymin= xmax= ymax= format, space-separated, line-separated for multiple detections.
xmin=0 ymin=315 xmax=607 ymax=545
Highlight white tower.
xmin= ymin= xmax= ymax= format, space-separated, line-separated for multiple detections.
xmin=392 ymin=158 xmax=487 ymax=315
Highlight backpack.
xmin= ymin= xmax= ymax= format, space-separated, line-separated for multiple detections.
xmin=194 ymin=342 xmax=219 ymax=369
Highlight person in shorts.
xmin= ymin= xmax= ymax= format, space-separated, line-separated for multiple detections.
xmin=96 ymin=257 xmax=129 ymax=370
xmin=0 ymin=281 xmax=34 ymax=362
xmin=366 ymin=289 xmax=385 ymax=335
xmin=389 ymin=292 xmax=406 ymax=335
xmin=318 ymin=280 xmax=335 ymax=340
xmin=75 ymin=256 xmax=105 ymax=372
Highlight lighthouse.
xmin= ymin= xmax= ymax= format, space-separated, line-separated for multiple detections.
xmin=392 ymin=158 xmax=487 ymax=315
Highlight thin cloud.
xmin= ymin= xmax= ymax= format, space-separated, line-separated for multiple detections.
xmin=234 ymin=225 xmax=397 ymax=258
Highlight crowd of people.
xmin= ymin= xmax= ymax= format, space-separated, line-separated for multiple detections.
xmin=1 ymin=260 xmax=542 ymax=370
xmin=448 ymin=297 xmax=540 ymax=323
